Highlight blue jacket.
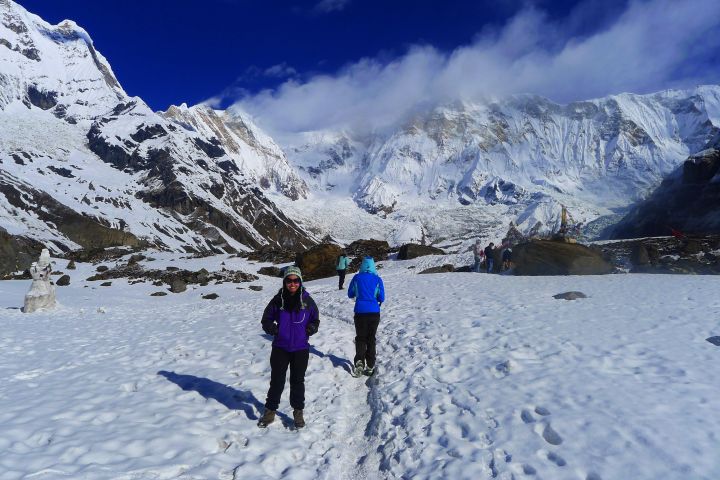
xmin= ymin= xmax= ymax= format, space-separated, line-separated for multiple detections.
xmin=348 ymin=257 xmax=385 ymax=313
xmin=261 ymin=289 xmax=319 ymax=352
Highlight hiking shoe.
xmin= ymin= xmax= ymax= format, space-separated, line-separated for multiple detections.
xmin=293 ymin=409 xmax=305 ymax=428
xmin=352 ymin=360 xmax=365 ymax=377
xmin=257 ymin=409 xmax=276 ymax=428
xmin=363 ymin=365 xmax=375 ymax=376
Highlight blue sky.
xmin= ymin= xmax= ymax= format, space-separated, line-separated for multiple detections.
xmin=16 ymin=0 xmax=720 ymax=137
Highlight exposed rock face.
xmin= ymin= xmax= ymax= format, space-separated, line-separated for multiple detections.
xmin=512 ymin=240 xmax=613 ymax=276
xmin=598 ymin=235 xmax=720 ymax=274
xmin=296 ymin=243 xmax=343 ymax=281
xmin=397 ymin=243 xmax=445 ymax=260
xmin=0 ymin=226 xmax=44 ymax=275
xmin=610 ymin=146 xmax=720 ymax=238
xmin=419 ymin=264 xmax=455 ymax=274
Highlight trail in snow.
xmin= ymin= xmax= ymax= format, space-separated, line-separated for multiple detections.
xmin=1 ymin=252 xmax=720 ymax=479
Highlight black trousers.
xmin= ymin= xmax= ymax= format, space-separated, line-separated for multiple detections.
xmin=337 ymin=269 xmax=346 ymax=289
xmin=354 ymin=313 xmax=380 ymax=368
xmin=265 ymin=347 xmax=309 ymax=411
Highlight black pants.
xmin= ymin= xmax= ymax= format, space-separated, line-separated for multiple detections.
xmin=265 ymin=347 xmax=309 ymax=411
xmin=354 ymin=313 xmax=380 ymax=368
xmin=337 ymin=269 xmax=346 ymax=289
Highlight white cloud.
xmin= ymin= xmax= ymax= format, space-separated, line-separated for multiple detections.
xmin=232 ymin=0 xmax=720 ymax=138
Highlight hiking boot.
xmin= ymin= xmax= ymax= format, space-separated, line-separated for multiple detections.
xmin=293 ymin=409 xmax=305 ymax=429
xmin=257 ymin=409 xmax=276 ymax=428
xmin=352 ymin=359 xmax=365 ymax=377
xmin=363 ymin=365 xmax=375 ymax=376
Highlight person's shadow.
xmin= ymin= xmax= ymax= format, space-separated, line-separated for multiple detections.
xmin=309 ymin=346 xmax=353 ymax=373
xmin=157 ymin=370 xmax=291 ymax=424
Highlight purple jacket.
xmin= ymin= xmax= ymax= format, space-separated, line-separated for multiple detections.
xmin=261 ymin=289 xmax=319 ymax=352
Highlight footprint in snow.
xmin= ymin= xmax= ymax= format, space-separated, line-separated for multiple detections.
xmin=534 ymin=423 xmax=563 ymax=445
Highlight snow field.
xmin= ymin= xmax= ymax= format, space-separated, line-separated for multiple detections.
xmin=0 ymin=253 xmax=719 ymax=479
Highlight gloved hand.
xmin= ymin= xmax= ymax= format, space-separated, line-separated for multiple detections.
xmin=265 ymin=323 xmax=279 ymax=336
xmin=306 ymin=323 xmax=318 ymax=336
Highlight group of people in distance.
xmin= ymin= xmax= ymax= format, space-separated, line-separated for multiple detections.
xmin=257 ymin=252 xmax=385 ymax=429
xmin=473 ymin=239 xmax=513 ymax=273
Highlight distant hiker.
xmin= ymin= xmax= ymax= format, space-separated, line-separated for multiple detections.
xmin=502 ymin=247 xmax=512 ymax=271
xmin=484 ymin=242 xmax=495 ymax=273
xmin=258 ymin=266 xmax=320 ymax=429
xmin=336 ymin=252 xmax=350 ymax=290
xmin=348 ymin=256 xmax=385 ymax=377
xmin=473 ymin=239 xmax=485 ymax=273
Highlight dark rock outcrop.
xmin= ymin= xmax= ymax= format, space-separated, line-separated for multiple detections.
xmin=0 ymin=226 xmax=45 ymax=276
xmin=512 ymin=240 xmax=613 ymax=276
xmin=610 ymin=147 xmax=720 ymax=238
xmin=419 ymin=264 xmax=455 ymax=274
xmin=257 ymin=266 xmax=282 ymax=277
xmin=598 ymin=235 xmax=720 ymax=274
xmin=56 ymin=274 xmax=70 ymax=286
xmin=397 ymin=243 xmax=445 ymax=260
xmin=296 ymin=243 xmax=343 ymax=281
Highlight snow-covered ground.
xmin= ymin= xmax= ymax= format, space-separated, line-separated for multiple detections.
xmin=1 ymin=253 xmax=719 ymax=480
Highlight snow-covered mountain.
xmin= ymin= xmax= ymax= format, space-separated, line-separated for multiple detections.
xmin=0 ymin=0 xmax=313 ymax=254
xmin=279 ymin=87 xmax=720 ymax=246
xmin=3 ymin=0 xmax=720 ymax=255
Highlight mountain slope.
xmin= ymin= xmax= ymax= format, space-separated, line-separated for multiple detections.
xmin=0 ymin=0 xmax=315 ymax=254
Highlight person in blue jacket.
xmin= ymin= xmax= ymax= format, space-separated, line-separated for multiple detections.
xmin=347 ymin=256 xmax=385 ymax=376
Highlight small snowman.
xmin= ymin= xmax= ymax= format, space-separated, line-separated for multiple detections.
xmin=23 ymin=248 xmax=56 ymax=313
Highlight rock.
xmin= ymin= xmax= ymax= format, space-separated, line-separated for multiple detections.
xmin=249 ymin=285 xmax=263 ymax=291
xmin=243 ymin=245 xmax=297 ymax=264
xmin=202 ymin=293 xmax=219 ymax=300
xmin=630 ymin=244 xmax=650 ymax=266
xmin=56 ymin=275 xmax=70 ymax=286
xmin=0 ymin=227 xmax=45 ymax=276
xmin=166 ymin=266 xmax=180 ymax=272
xmin=170 ymin=279 xmax=187 ymax=293
xmin=151 ymin=291 xmax=168 ymax=296
xmin=257 ymin=266 xmax=283 ymax=277
xmin=553 ymin=291 xmax=587 ymax=300
xmin=706 ymin=336 xmax=720 ymax=346
xmin=66 ymin=260 xmax=76 ymax=270
xmin=419 ymin=264 xmax=455 ymax=274
xmin=296 ymin=243 xmax=344 ymax=281
xmin=682 ymin=240 xmax=703 ymax=255
xmin=346 ymin=239 xmax=391 ymax=263
xmin=513 ymin=240 xmax=613 ymax=276
xmin=397 ymin=243 xmax=445 ymax=260
xmin=153 ymin=280 xmax=164 ymax=286
xmin=96 ymin=265 xmax=109 ymax=272
xmin=127 ymin=254 xmax=146 ymax=265
xmin=101 ymin=281 xmax=112 ymax=287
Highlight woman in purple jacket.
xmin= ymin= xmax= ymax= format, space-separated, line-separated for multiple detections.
xmin=258 ymin=266 xmax=320 ymax=429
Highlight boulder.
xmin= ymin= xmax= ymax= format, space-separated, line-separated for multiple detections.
xmin=0 ymin=227 xmax=45 ymax=276
xmin=419 ymin=264 xmax=455 ymax=274
xmin=100 ymin=281 xmax=112 ymax=287
xmin=397 ymin=243 xmax=445 ymax=260
xmin=296 ymin=244 xmax=344 ymax=281
xmin=96 ymin=265 xmax=109 ymax=272
xmin=346 ymin=239 xmax=390 ymax=263
xmin=56 ymin=274 xmax=71 ymax=286
xmin=66 ymin=260 xmax=76 ymax=270
xmin=151 ymin=291 xmax=167 ymax=296
xmin=630 ymin=244 xmax=650 ymax=266
xmin=202 ymin=293 xmax=219 ymax=300
xmin=512 ymin=240 xmax=613 ymax=276
xmin=257 ymin=266 xmax=283 ymax=277
xmin=170 ymin=279 xmax=187 ymax=293
xmin=249 ymin=285 xmax=263 ymax=291
xmin=553 ymin=291 xmax=587 ymax=300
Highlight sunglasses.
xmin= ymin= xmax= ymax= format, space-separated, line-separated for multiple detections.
xmin=284 ymin=277 xmax=301 ymax=285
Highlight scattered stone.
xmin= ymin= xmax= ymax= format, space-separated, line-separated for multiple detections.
xmin=706 ymin=336 xmax=720 ymax=346
xmin=100 ymin=281 xmax=112 ymax=287
xmin=249 ymin=285 xmax=263 ymax=291
xmin=202 ymin=293 xmax=219 ymax=300
xmin=96 ymin=265 xmax=109 ymax=272
xmin=151 ymin=291 xmax=168 ymax=296
xmin=56 ymin=275 xmax=71 ymax=286
xmin=129 ymin=279 xmax=145 ymax=285
xmin=170 ymin=279 xmax=187 ymax=293
xmin=553 ymin=291 xmax=587 ymax=300
xmin=166 ymin=266 xmax=180 ymax=272
xmin=153 ymin=280 xmax=164 ymax=286
xmin=66 ymin=260 xmax=76 ymax=270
